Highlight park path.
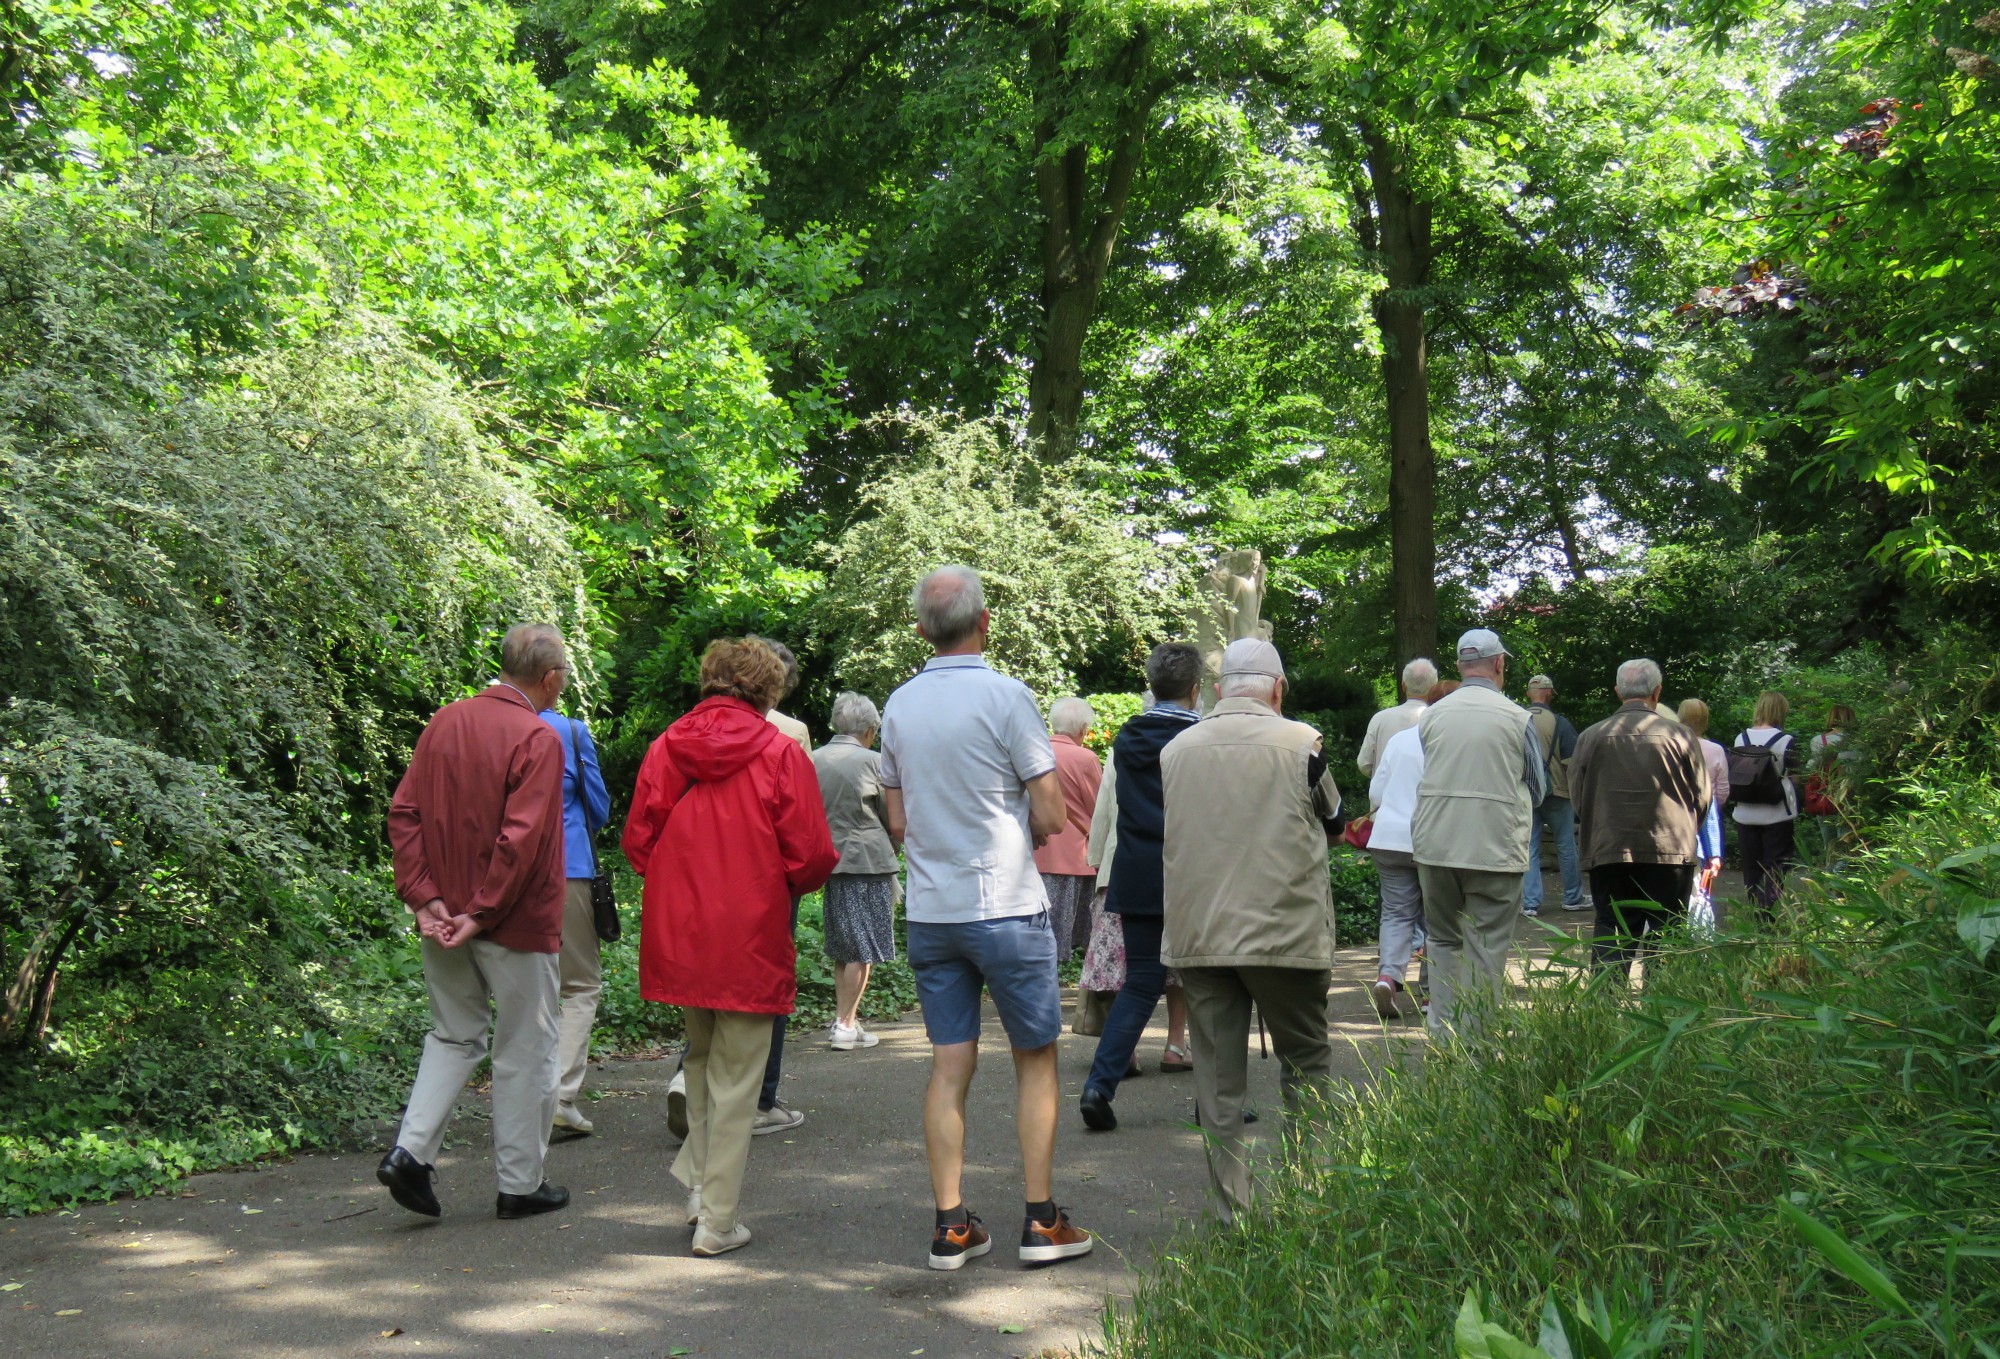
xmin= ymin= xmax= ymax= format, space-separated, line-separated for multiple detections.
xmin=0 ymin=906 xmax=1621 ymax=1359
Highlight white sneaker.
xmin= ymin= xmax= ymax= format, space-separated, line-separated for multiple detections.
xmin=829 ymin=1022 xmax=880 ymax=1050
xmin=552 ymin=1103 xmax=594 ymax=1135
xmin=685 ymin=1187 xmax=702 ymax=1226
xmin=691 ymin=1221 xmax=751 ymax=1257
xmin=666 ymin=1069 xmax=688 ymax=1140
xmin=752 ymin=1103 xmax=805 ymax=1136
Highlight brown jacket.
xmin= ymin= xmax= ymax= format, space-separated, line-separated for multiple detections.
xmin=388 ymin=685 xmax=567 ymax=952
xmin=1569 ymin=699 xmax=1711 ymax=870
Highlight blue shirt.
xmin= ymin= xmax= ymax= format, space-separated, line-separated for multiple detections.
xmin=538 ymin=710 xmax=613 ymax=880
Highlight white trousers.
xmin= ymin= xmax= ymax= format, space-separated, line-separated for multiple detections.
xmin=557 ymin=880 xmax=603 ymax=1105
xmin=396 ymin=936 xmax=560 ymax=1194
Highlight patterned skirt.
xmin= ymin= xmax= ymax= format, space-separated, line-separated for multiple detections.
xmin=823 ymin=873 xmax=899 ymax=965
xmin=1040 ymin=872 xmax=1096 ymax=964
xmin=1078 ymin=887 xmax=1181 ymax=992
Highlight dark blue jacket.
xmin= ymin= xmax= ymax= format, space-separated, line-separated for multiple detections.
xmin=1105 ymin=705 xmax=1201 ymax=917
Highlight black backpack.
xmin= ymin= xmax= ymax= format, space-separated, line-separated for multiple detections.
xmin=1728 ymin=730 xmax=1789 ymax=805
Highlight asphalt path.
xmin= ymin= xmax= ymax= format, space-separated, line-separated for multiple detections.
xmin=1 ymin=904 xmax=1638 ymax=1359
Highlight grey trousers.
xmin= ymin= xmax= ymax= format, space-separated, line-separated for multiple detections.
xmin=1179 ymin=965 xmax=1333 ymax=1223
xmin=397 ymin=936 xmax=560 ymax=1194
xmin=1370 ymin=848 xmax=1425 ymax=984
xmin=557 ymin=880 xmax=602 ymax=1106
xmin=1416 ymin=864 xmax=1522 ymax=1036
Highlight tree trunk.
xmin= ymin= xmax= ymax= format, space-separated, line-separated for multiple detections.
xmin=1024 ymin=25 xmax=1155 ymax=460
xmin=1362 ymin=122 xmax=1437 ymax=664
xmin=1 ymin=911 xmax=83 ymax=1048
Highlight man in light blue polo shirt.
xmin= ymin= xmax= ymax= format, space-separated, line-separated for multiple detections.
xmin=881 ymin=564 xmax=1096 ymax=1273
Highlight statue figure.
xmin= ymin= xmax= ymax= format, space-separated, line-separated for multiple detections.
xmin=1193 ymin=549 xmax=1266 ymax=708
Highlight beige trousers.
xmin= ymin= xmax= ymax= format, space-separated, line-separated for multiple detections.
xmin=557 ymin=880 xmax=602 ymax=1106
xmin=1415 ymin=864 xmax=1523 ymax=1036
xmin=396 ymin=936 xmax=559 ymax=1194
xmin=670 ymin=1008 xmax=773 ymax=1232
xmin=1178 ymin=965 xmax=1333 ymax=1222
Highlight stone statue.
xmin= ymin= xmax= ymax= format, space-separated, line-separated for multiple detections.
xmin=1193 ymin=549 xmax=1266 ymax=707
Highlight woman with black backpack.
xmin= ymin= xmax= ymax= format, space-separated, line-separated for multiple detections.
xmin=1729 ymin=690 xmax=1803 ymax=921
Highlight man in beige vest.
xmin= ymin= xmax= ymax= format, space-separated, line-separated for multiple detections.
xmin=1161 ymin=638 xmax=1344 ymax=1221
xmin=1411 ymin=629 xmax=1546 ymax=1035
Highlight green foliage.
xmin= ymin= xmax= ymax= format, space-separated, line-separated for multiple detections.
xmin=1104 ymin=786 xmax=2000 ymax=1357
xmin=812 ymin=416 xmax=1186 ymax=699
xmin=1080 ymin=693 xmax=1148 ymax=757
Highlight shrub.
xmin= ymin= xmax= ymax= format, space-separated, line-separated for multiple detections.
xmin=1103 ymin=785 xmax=2000 ymax=1357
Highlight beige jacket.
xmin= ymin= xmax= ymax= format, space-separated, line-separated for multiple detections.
xmin=1159 ymin=698 xmax=1342 ymax=970
xmin=1086 ymin=757 xmax=1119 ymax=890
xmin=810 ymin=736 xmax=900 ymax=877
xmin=1412 ymin=679 xmax=1542 ymax=872
xmin=768 ymin=708 xmax=811 ymax=753
xmin=1357 ymin=698 xmax=1426 ymax=778
xmin=1569 ymin=700 xmax=1710 ymax=869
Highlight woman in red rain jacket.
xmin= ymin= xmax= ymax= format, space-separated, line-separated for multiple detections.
xmin=623 ymin=637 xmax=838 ymax=1257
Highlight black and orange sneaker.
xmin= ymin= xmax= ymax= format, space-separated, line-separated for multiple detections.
xmin=927 ymin=1212 xmax=992 ymax=1271
xmin=1020 ymin=1205 xmax=1093 ymax=1266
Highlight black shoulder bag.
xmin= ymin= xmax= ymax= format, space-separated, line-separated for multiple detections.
xmin=561 ymin=717 xmax=621 ymax=943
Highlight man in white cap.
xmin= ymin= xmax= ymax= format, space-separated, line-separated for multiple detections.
xmin=1159 ymin=637 xmax=1343 ymax=1220
xmin=1411 ymin=629 xmax=1546 ymax=1035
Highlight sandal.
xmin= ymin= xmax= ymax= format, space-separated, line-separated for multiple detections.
xmin=1159 ymin=1043 xmax=1193 ymax=1073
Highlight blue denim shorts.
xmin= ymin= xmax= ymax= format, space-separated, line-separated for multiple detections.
xmin=906 ymin=912 xmax=1062 ymax=1049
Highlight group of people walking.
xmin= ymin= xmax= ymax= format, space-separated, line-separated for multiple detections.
xmin=370 ymin=573 xmax=1841 ymax=1263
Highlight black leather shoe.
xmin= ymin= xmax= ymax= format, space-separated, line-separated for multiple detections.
xmin=496 ymin=1181 xmax=570 ymax=1220
xmin=1079 ymin=1087 xmax=1117 ymax=1132
xmin=376 ymin=1147 xmax=440 ymax=1218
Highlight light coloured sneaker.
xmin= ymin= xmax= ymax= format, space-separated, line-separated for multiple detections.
xmin=666 ymin=1068 xmax=688 ymax=1140
xmin=691 ymin=1221 xmax=752 ymax=1257
xmin=552 ymin=1103 xmax=594 ymax=1135
xmin=685 ymin=1187 xmax=702 ymax=1226
xmin=752 ymin=1103 xmax=805 ymax=1136
xmin=829 ymin=1022 xmax=880 ymax=1051
xmin=1371 ymin=978 xmax=1400 ymax=1020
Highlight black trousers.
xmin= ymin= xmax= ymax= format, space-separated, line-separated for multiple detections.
xmin=1590 ymin=863 xmax=1693 ymax=976
xmin=1737 ymin=819 xmax=1796 ymax=920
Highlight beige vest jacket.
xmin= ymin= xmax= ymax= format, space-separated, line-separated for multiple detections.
xmin=1413 ymin=683 xmax=1535 ymax=872
xmin=1160 ymin=698 xmax=1342 ymax=970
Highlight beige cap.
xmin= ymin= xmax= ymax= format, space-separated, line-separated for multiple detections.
xmin=1527 ymin=674 xmax=1555 ymax=690
xmin=1220 ymin=637 xmax=1285 ymax=680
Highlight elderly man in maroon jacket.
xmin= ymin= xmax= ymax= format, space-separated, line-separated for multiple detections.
xmin=377 ymin=623 xmax=573 ymax=1220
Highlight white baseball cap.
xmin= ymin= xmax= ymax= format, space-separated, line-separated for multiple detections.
xmin=1456 ymin=628 xmax=1511 ymax=662
xmin=1220 ymin=637 xmax=1286 ymax=680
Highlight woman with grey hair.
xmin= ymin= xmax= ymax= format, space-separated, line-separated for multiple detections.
xmin=1033 ymin=696 xmax=1103 ymax=962
xmin=810 ymin=690 xmax=900 ymax=1049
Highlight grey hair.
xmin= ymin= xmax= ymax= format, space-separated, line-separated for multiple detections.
xmin=500 ymin=623 xmax=566 ymax=682
xmin=1616 ymin=658 xmax=1664 ymax=699
xmin=829 ymin=690 xmax=880 ymax=736
xmin=1401 ymin=657 xmax=1438 ymax=697
xmin=1048 ymin=696 xmax=1096 ymax=737
xmin=910 ymin=565 xmax=986 ymax=647
xmin=1219 ymin=672 xmax=1280 ymax=703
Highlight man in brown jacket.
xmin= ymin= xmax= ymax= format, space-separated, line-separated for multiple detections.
xmin=378 ymin=623 xmax=572 ymax=1221
xmin=1160 ymin=638 xmax=1343 ymax=1221
xmin=1568 ymin=658 xmax=1711 ymax=978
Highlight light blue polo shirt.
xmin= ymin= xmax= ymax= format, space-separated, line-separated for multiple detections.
xmin=879 ymin=654 xmax=1056 ymax=924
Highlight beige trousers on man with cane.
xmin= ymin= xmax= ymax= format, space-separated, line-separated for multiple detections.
xmin=556 ymin=880 xmax=602 ymax=1106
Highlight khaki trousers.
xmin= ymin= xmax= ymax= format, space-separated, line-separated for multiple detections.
xmin=670 ymin=1008 xmax=772 ymax=1232
xmin=1416 ymin=865 xmax=1522 ymax=1036
xmin=557 ymin=880 xmax=602 ymax=1106
xmin=396 ymin=936 xmax=559 ymax=1194
xmin=1179 ymin=965 xmax=1333 ymax=1222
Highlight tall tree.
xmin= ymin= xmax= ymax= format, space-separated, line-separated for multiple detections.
xmin=530 ymin=0 xmax=1280 ymax=461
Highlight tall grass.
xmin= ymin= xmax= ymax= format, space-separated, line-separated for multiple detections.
xmin=1103 ymin=787 xmax=2000 ymax=1357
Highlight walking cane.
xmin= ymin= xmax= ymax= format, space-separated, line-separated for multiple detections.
xmin=1256 ymin=1007 xmax=1268 ymax=1059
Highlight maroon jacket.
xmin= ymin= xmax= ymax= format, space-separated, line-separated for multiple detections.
xmin=388 ymin=685 xmax=567 ymax=953
xmin=623 ymin=696 xmax=839 ymax=1014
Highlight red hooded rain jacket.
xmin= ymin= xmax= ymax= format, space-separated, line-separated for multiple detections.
xmin=622 ymin=696 xmax=839 ymax=1014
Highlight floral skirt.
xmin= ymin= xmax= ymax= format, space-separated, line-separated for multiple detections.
xmin=1078 ymin=887 xmax=1180 ymax=992
xmin=823 ymin=873 xmax=898 ymax=965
